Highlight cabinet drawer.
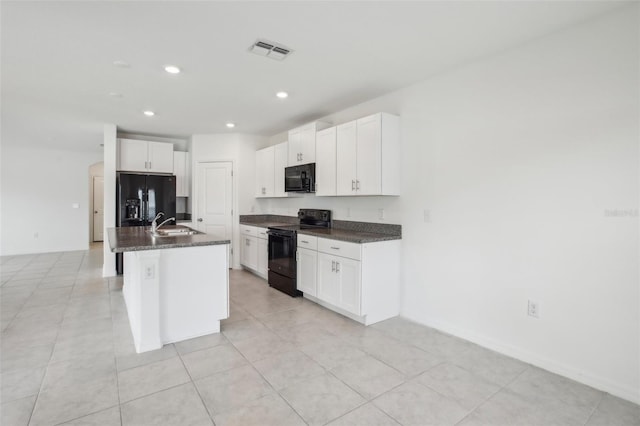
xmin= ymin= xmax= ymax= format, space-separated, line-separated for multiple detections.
xmin=297 ymin=234 xmax=318 ymax=250
xmin=240 ymin=225 xmax=257 ymax=237
xmin=256 ymin=227 xmax=268 ymax=239
xmin=317 ymin=238 xmax=361 ymax=261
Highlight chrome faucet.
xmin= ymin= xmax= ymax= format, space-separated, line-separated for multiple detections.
xmin=151 ymin=212 xmax=175 ymax=234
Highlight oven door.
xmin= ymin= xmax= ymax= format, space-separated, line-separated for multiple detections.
xmin=268 ymin=230 xmax=296 ymax=279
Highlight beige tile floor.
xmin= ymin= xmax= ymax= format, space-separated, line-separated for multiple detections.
xmin=1 ymin=244 xmax=638 ymax=426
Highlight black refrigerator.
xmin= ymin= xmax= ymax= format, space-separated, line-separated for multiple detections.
xmin=116 ymin=173 xmax=176 ymax=274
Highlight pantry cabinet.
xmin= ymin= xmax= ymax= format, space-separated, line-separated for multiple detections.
xmin=255 ymin=146 xmax=275 ymax=198
xmin=118 ymin=139 xmax=174 ymax=174
xmin=336 ymin=113 xmax=400 ymax=196
xmin=315 ymin=127 xmax=337 ymax=196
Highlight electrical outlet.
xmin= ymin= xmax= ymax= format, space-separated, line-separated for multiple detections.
xmin=378 ymin=208 xmax=385 ymax=220
xmin=144 ymin=265 xmax=155 ymax=280
xmin=528 ymin=300 xmax=539 ymax=318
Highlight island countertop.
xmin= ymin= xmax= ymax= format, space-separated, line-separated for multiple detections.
xmin=108 ymin=226 xmax=230 ymax=253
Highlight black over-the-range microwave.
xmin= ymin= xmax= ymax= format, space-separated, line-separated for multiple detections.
xmin=285 ymin=163 xmax=315 ymax=193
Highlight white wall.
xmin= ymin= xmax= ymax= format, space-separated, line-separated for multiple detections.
xmin=191 ymin=133 xmax=266 ymax=268
xmin=103 ymin=124 xmax=117 ymax=277
xmin=0 ymin=144 xmax=103 ymax=255
xmin=259 ymin=6 xmax=639 ymax=402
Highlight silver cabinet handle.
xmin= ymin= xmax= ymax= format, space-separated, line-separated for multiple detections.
xmin=330 ymin=246 xmax=340 ymax=250
xmin=197 ymin=218 xmax=203 ymax=222
xmin=351 ymin=180 xmax=355 ymax=190
xmin=300 ymin=153 xmax=303 ymax=161
xmin=356 ymin=180 xmax=360 ymax=190
xmin=149 ymin=161 xmax=152 ymax=169
xmin=301 ymin=240 xmax=309 ymax=244
xmin=335 ymin=262 xmax=340 ymax=273
xmin=246 ymin=239 xmax=250 ymax=246
xmin=331 ymin=261 xmax=335 ymax=272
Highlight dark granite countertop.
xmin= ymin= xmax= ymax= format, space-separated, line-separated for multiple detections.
xmin=296 ymin=228 xmax=400 ymax=243
xmin=107 ymin=226 xmax=230 ymax=253
xmin=239 ymin=215 xmax=401 ymax=244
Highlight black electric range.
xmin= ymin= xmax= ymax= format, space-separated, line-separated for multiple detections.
xmin=266 ymin=209 xmax=331 ymax=297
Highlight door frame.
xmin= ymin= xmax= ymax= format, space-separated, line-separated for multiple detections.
xmin=92 ymin=176 xmax=105 ymax=242
xmin=193 ymin=159 xmax=237 ymax=268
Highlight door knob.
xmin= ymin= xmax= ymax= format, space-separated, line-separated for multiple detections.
xmin=197 ymin=218 xmax=203 ymax=222
xmin=94 ymin=211 xmax=98 ymax=214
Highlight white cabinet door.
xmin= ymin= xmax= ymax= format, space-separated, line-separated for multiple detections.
xmin=257 ymin=237 xmax=268 ymax=277
xmin=119 ymin=139 xmax=148 ymax=172
xmin=148 ymin=142 xmax=174 ymax=174
xmin=297 ymin=247 xmax=317 ymax=296
xmin=316 ymin=127 xmax=337 ymax=196
xmin=336 ymin=121 xmax=357 ymax=196
xmin=298 ymin=124 xmax=316 ymax=164
xmin=356 ymin=114 xmax=382 ymax=195
xmin=336 ymin=257 xmax=361 ymax=315
xmin=288 ymin=129 xmax=302 ymax=165
xmin=255 ymin=146 xmax=275 ymax=198
xmin=274 ymin=142 xmax=288 ymax=197
xmin=241 ymin=235 xmax=258 ymax=270
xmin=317 ymin=252 xmax=339 ymax=305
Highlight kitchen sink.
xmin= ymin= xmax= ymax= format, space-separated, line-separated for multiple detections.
xmin=150 ymin=228 xmax=199 ymax=237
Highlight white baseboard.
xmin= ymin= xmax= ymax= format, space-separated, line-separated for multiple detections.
xmin=403 ymin=314 xmax=640 ymax=405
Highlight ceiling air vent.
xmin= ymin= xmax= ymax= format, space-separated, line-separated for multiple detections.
xmin=249 ymin=39 xmax=293 ymax=61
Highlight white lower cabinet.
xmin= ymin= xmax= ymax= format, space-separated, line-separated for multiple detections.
xmin=297 ymin=247 xmax=317 ymax=296
xmin=317 ymin=252 xmax=361 ymax=316
xmin=240 ymin=235 xmax=257 ymax=271
xmin=306 ymin=236 xmax=400 ymax=325
xmin=240 ymin=225 xmax=268 ymax=279
xmin=257 ymin=234 xmax=268 ymax=278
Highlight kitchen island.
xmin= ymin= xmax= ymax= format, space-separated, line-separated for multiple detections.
xmin=108 ymin=226 xmax=230 ymax=353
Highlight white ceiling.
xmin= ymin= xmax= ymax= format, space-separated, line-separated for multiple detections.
xmin=1 ymin=1 xmax=625 ymax=151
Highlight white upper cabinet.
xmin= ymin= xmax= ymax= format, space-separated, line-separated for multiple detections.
xmin=288 ymin=122 xmax=330 ymax=166
xmin=336 ymin=113 xmax=400 ymax=196
xmin=315 ymin=127 xmax=337 ymax=196
xmin=148 ymin=142 xmax=175 ymax=174
xmin=118 ymin=139 xmax=174 ymax=174
xmin=255 ymin=146 xmax=275 ymax=198
xmin=274 ymin=142 xmax=288 ymax=197
xmin=173 ymin=151 xmax=190 ymax=197
xmin=336 ymin=121 xmax=358 ymax=196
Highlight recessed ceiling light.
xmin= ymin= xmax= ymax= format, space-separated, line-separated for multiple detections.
xmin=164 ymin=65 xmax=181 ymax=74
xmin=276 ymin=91 xmax=288 ymax=99
xmin=113 ymin=60 xmax=130 ymax=68
xmin=226 ymin=122 xmax=235 ymax=128
xmin=144 ymin=111 xmax=155 ymax=117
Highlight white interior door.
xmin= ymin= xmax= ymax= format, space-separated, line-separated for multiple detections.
xmin=196 ymin=162 xmax=233 ymax=259
xmin=93 ymin=176 xmax=104 ymax=242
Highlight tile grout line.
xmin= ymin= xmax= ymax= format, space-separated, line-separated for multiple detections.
xmin=175 ymin=344 xmax=219 ymax=425
xmin=582 ymin=390 xmax=605 ymax=426
xmin=223 ymin=312 xmax=312 ymax=426
xmin=452 ymin=363 xmax=532 ymax=426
